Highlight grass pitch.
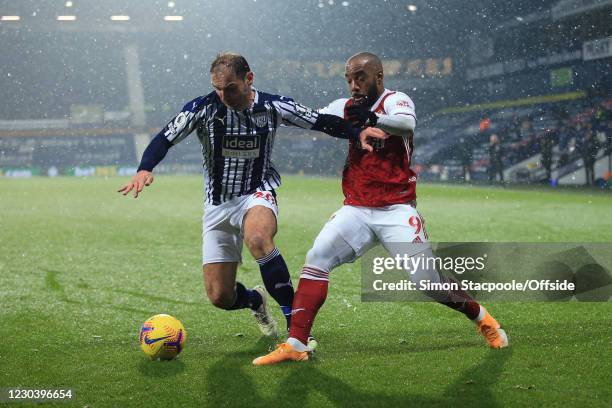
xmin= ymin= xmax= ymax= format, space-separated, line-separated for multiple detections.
xmin=0 ymin=175 xmax=611 ymax=407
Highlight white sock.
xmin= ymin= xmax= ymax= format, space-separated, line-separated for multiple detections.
xmin=287 ymin=337 xmax=308 ymax=352
xmin=474 ymin=305 xmax=486 ymax=323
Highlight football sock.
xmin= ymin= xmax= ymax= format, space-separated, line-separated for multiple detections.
xmin=410 ymin=248 xmax=481 ymax=321
xmin=288 ymin=268 xmax=329 ymax=345
xmin=441 ymin=298 xmax=481 ymax=320
xmin=437 ymin=277 xmax=481 ymax=320
xmin=287 ymin=337 xmax=309 ymax=352
xmin=256 ymin=248 xmax=294 ymax=329
xmin=473 ymin=305 xmax=486 ymax=322
xmin=229 ymin=281 xmax=263 ymax=311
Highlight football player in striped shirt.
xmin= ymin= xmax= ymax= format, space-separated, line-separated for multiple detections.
xmin=118 ymin=52 xmax=386 ymax=340
xmin=253 ymin=52 xmax=508 ymax=365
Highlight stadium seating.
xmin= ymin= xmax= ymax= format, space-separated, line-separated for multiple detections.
xmin=416 ymin=97 xmax=611 ymax=185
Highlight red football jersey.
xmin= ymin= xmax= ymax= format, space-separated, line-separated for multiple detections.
xmin=321 ymin=89 xmax=417 ymax=207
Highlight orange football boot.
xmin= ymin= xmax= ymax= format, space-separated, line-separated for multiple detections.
xmin=252 ymin=343 xmax=309 ymax=366
xmin=477 ymin=309 xmax=509 ymax=349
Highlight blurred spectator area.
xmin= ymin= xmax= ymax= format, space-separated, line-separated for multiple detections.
xmin=416 ymin=94 xmax=612 ymax=184
xmin=1 ymin=32 xmax=128 ymax=121
xmin=0 ymin=0 xmax=610 ymax=183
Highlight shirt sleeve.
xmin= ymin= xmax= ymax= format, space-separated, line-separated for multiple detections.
xmin=137 ymin=134 xmax=172 ymax=172
xmin=383 ymin=92 xmax=416 ymax=122
xmin=318 ymin=98 xmax=349 ymax=117
xmin=271 ymin=97 xmax=319 ymax=129
xmin=273 ymin=96 xmax=360 ymax=140
xmin=159 ymin=97 xmax=208 ymax=145
xmin=136 ymin=97 xmax=208 ymax=172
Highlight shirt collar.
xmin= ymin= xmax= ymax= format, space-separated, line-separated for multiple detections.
xmin=370 ymin=89 xmax=391 ymax=111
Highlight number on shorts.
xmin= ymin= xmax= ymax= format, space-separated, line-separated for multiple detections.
xmin=253 ymin=191 xmax=276 ymax=205
xmin=408 ymin=216 xmax=421 ymax=235
xmin=409 ymin=215 xmax=428 ymax=240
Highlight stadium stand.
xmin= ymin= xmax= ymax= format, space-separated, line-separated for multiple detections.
xmin=417 ymin=96 xmax=611 ymax=186
xmin=1 ymin=0 xmax=610 ymax=188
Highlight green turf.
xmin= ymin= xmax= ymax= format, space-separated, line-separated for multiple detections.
xmin=0 ymin=176 xmax=610 ymax=407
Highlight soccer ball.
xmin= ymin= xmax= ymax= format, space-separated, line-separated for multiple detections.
xmin=139 ymin=314 xmax=186 ymax=360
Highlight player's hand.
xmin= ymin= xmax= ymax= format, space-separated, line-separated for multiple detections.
xmin=346 ymin=104 xmax=378 ymax=127
xmin=117 ymin=170 xmax=154 ymax=198
xmin=359 ymin=127 xmax=388 ymax=152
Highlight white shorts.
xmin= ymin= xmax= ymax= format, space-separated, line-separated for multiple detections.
xmin=202 ymin=189 xmax=278 ymax=265
xmin=305 ymin=203 xmax=430 ymax=272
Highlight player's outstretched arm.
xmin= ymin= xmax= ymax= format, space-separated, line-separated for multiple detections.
xmin=117 ymin=133 xmax=172 ymax=198
xmin=312 ymin=114 xmax=388 ymax=151
xmin=272 ymin=97 xmax=387 ymax=149
xmin=118 ymin=96 xmax=204 ymax=198
xmin=118 ymin=170 xmax=154 ymax=198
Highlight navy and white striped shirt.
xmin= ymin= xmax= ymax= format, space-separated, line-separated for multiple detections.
xmin=155 ymin=90 xmax=321 ymax=206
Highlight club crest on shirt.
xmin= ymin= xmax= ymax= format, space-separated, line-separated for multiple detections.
xmin=164 ymin=111 xmax=190 ymax=137
xmin=222 ymin=135 xmax=260 ymax=158
xmin=251 ymin=113 xmax=268 ymax=128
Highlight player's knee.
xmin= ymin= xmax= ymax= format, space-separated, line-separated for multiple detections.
xmin=305 ymin=245 xmax=332 ymax=272
xmin=244 ymin=232 xmax=273 ymax=258
xmin=305 ymin=246 xmax=320 ymax=264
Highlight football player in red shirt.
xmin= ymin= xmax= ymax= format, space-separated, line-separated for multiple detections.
xmin=254 ymin=52 xmax=508 ymax=365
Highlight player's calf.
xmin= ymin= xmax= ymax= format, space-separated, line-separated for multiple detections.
xmin=206 ymin=289 xmax=237 ymax=310
xmin=255 ymin=247 xmax=294 ymax=331
xmin=402 ymin=247 xmax=508 ymax=348
xmin=288 ymin=269 xmax=329 ymax=347
xmin=225 ymin=282 xmax=263 ymax=311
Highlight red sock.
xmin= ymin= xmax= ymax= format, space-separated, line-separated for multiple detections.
xmin=438 ymin=298 xmax=480 ymax=320
xmin=288 ymin=276 xmax=328 ymax=345
xmin=438 ymin=277 xmax=481 ymax=320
